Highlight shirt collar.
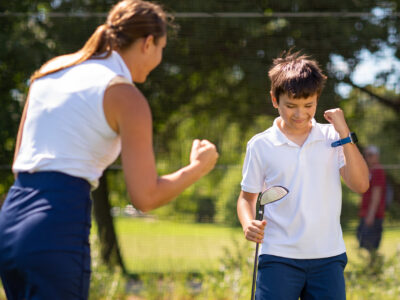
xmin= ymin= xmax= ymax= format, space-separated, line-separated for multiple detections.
xmin=270 ymin=117 xmax=325 ymax=146
xmin=307 ymin=119 xmax=326 ymax=144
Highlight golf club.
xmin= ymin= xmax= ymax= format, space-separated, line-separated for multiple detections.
xmin=251 ymin=185 xmax=289 ymax=300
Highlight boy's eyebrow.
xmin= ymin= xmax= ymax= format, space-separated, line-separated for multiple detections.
xmin=285 ymin=100 xmax=315 ymax=105
xmin=286 ymin=101 xmax=314 ymax=105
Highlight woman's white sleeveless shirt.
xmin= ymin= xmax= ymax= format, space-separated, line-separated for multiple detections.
xmin=13 ymin=51 xmax=132 ymax=188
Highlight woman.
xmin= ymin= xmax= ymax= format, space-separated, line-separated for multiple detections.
xmin=0 ymin=0 xmax=219 ymax=298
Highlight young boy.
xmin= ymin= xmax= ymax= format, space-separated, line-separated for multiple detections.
xmin=237 ymin=51 xmax=369 ymax=300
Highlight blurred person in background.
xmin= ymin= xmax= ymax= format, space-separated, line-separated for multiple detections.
xmin=357 ymin=145 xmax=386 ymax=265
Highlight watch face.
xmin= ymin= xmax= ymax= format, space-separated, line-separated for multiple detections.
xmin=350 ymin=132 xmax=358 ymax=144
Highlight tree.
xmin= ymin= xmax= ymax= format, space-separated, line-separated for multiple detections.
xmin=1 ymin=0 xmax=400 ymax=271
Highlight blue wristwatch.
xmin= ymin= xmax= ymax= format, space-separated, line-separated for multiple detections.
xmin=331 ymin=132 xmax=358 ymax=147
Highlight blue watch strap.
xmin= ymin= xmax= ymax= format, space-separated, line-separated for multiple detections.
xmin=331 ymin=136 xmax=351 ymax=147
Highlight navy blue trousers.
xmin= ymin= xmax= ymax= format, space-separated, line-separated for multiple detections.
xmin=256 ymin=253 xmax=347 ymax=300
xmin=0 ymin=172 xmax=92 ymax=300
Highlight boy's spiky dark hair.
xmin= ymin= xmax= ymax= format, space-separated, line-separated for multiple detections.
xmin=268 ymin=50 xmax=327 ymax=102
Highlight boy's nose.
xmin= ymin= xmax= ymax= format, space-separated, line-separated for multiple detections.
xmin=294 ymin=109 xmax=303 ymax=117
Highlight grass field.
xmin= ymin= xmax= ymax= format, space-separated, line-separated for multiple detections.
xmin=115 ymin=217 xmax=400 ymax=274
xmin=1 ymin=218 xmax=399 ymax=299
xmin=116 ymin=217 xmax=244 ymax=273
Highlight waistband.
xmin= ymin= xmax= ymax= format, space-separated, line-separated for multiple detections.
xmin=15 ymin=171 xmax=91 ymax=193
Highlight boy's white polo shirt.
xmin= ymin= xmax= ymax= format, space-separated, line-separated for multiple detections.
xmin=241 ymin=118 xmax=346 ymax=259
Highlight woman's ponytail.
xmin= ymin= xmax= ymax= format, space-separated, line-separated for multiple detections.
xmin=30 ymin=0 xmax=170 ymax=82
xmin=30 ymin=24 xmax=112 ymax=82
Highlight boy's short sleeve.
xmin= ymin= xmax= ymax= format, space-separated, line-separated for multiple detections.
xmin=330 ymin=126 xmax=345 ymax=169
xmin=241 ymin=141 xmax=265 ymax=193
xmin=338 ymin=146 xmax=345 ymax=169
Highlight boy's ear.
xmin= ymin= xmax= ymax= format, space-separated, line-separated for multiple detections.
xmin=270 ymin=91 xmax=279 ymax=108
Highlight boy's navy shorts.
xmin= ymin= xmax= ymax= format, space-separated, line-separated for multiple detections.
xmin=256 ymin=253 xmax=347 ymax=300
xmin=0 ymin=171 xmax=92 ymax=300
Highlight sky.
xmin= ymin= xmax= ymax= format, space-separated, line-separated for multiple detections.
xmin=333 ymin=45 xmax=400 ymax=97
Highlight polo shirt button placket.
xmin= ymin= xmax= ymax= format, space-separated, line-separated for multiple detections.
xmin=298 ymin=148 xmax=306 ymax=168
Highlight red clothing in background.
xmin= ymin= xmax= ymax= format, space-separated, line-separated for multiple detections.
xmin=359 ymin=165 xmax=386 ymax=219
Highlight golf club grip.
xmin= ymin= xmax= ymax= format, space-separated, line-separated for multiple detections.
xmin=251 ymin=242 xmax=260 ymax=300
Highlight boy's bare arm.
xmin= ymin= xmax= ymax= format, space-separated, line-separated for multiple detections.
xmin=324 ymin=108 xmax=369 ymax=193
xmin=237 ymin=191 xmax=266 ymax=243
xmin=339 ymin=143 xmax=369 ymax=193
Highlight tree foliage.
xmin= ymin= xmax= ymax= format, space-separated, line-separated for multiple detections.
xmin=1 ymin=0 xmax=400 ymax=238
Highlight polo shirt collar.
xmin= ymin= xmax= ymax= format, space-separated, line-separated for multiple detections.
xmin=307 ymin=119 xmax=326 ymax=144
xmin=270 ymin=117 xmax=325 ymax=146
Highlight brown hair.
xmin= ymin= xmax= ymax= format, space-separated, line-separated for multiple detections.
xmin=31 ymin=0 xmax=172 ymax=82
xmin=268 ymin=51 xmax=327 ymax=103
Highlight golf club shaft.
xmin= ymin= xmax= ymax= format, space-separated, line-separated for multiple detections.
xmin=251 ymin=242 xmax=260 ymax=300
xmin=250 ymin=187 xmax=289 ymax=299
xmin=251 ymin=197 xmax=263 ymax=300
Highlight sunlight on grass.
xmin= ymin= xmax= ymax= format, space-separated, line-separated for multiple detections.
xmin=115 ymin=217 xmax=244 ymax=273
xmin=114 ymin=218 xmax=400 ymax=299
xmin=344 ymin=226 xmax=400 ymax=269
xmin=116 ymin=217 xmax=400 ymax=274
xmin=2 ymin=219 xmax=400 ymax=299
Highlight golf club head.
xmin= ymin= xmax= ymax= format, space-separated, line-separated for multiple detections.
xmin=260 ymin=186 xmax=288 ymax=205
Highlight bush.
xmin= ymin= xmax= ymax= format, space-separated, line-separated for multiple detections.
xmin=132 ymin=238 xmax=254 ymax=300
xmin=199 ymin=238 xmax=253 ymax=299
xmin=89 ymin=233 xmax=126 ymax=300
xmin=196 ymin=196 xmax=216 ymax=223
xmin=0 ymin=282 xmax=5 ymax=300
xmin=131 ymin=239 xmax=400 ymax=300
xmin=346 ymin=249 xmax=400 ymax=299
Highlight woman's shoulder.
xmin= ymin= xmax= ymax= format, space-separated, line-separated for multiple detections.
xmin=107 ymin=76 xmax=135 ymax=87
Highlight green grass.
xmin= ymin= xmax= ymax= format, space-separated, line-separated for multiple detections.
xmin=344 ymin=225 xmax=400 ymax=269
xmin=115 ymin=218 xmax=400 ymax=299
xmin=2 ymin=218 xmax=400 ymax=299
xmin=115 ymin=217 xmax=400 ymax=274
xmin=115 ymin=217 xmax=243 ymax=273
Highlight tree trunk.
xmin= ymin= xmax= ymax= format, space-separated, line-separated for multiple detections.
xmin=342 ymin=78 xmax=400 ymax=113
xmin=91 ymin=170 xmax=126 ymax=273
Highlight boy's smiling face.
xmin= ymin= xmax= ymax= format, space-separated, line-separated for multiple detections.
xmin=271 ymin=92 xmax=318 ymax=134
